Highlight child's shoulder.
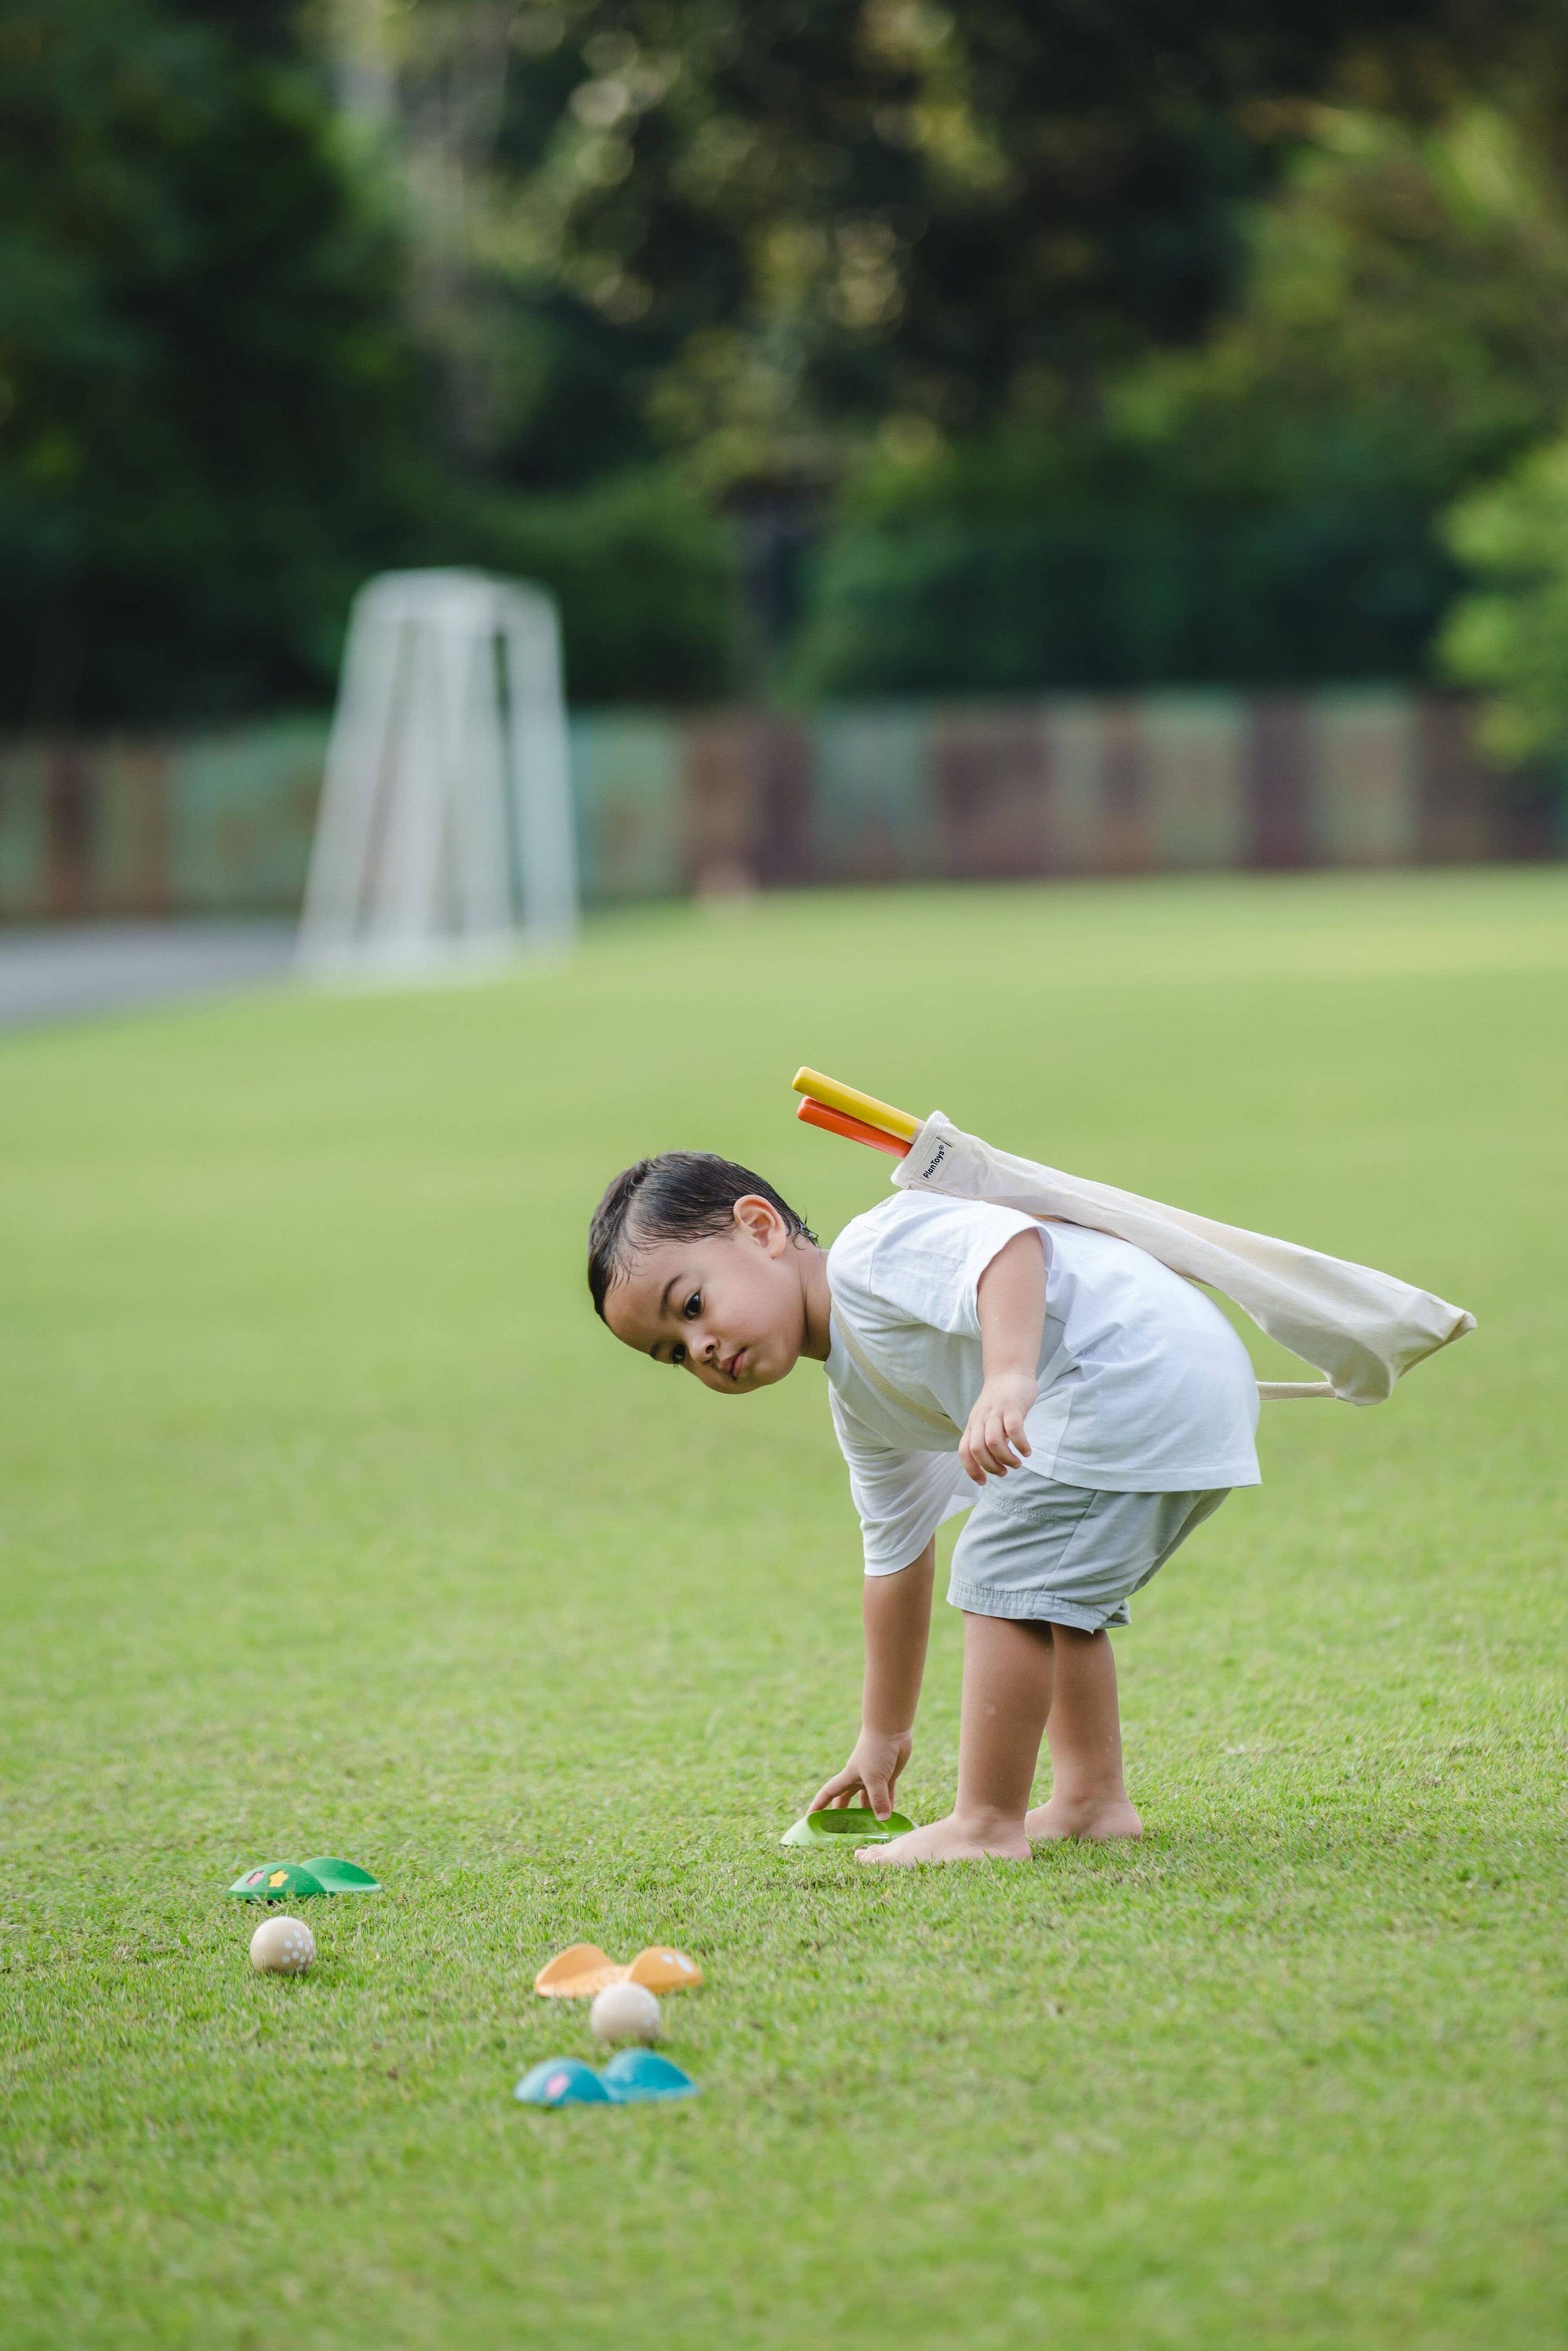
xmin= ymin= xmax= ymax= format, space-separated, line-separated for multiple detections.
xmin=827 ymin=1187 xmax=993 ymax=1272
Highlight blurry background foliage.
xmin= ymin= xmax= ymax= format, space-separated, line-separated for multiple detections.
xmin=5 ymin=0 xmax=1568 ymax=742
xmin=791 ymin=107 xmax=1568 ymax=698
xmin=1441 ymin=439 xmax=1568 ymax=766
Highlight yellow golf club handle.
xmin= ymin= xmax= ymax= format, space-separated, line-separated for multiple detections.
xmin=792 ymin=1068 xmax=920 ymax=1144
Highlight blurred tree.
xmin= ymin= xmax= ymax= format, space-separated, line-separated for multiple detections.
xmin=0 ymin=0 xmax=434 ymax=724
xmin=436 ymin=464 xmax=737 ymax=697
xmin=8 ymin=0 xmax=1568 ymax=720
xmin=0 ymin=0 xmax=735 ymax=721
xmin=789 ymin=104 xmax=1568 ymax=695
xmin=364 ymin=0 xmax=1568 ymax=495
xmin=1442 ymin=440 xmax=1568 ymax=766
xmin=1134 ymin=106 xmax=1568 ymax=499
xmin=788 ymin=430 xmax=1457 ymax=695
xmin=349 ymin=0 xmax=1568 ymax=690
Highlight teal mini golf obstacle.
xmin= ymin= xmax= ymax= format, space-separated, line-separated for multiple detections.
xmin=515 ymin=2050 xmax=699 ymax=2107
xmin=780 ymin=1807 xmax=915 ymax=1848
xmin=227 ymin=1857 xmax=381 ymax=1900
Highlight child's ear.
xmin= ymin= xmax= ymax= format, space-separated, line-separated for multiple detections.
xmin=732 ymin=1194 xmax=788 ymax=1255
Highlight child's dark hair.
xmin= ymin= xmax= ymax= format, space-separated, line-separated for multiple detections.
xmin=588 ymin=1152 xmax=816 ymax=1320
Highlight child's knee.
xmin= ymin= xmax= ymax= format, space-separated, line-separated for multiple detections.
xmin=1050 ymin=1621 xmax=1103 ymax=1649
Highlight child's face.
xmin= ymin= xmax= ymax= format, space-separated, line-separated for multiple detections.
xmin=601 ymin=1198 xmax=809 ymax=1395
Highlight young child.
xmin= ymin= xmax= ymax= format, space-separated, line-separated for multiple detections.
xmin=588 ymin=1150 xmax=1261 ymax=1864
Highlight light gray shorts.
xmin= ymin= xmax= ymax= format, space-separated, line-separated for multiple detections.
xmin=947 ymin=1475 xmax=1229 ymax=1633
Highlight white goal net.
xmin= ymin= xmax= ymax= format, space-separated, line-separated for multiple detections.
xmin=299 ymin=568 xmax=578 ymax=975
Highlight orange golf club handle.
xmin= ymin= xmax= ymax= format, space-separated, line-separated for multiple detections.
xmin=797 ymin=1097 xmax=911 ymax=1158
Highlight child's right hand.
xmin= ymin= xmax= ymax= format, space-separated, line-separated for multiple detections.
xmin=809 ymin=1727 xmax=913 ymax=1823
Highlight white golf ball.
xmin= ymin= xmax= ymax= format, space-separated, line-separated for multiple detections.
xmin=590 ymin=1980 xmax=662 ymax=2045
xmin=249 ymin=1914 xmax=316 ymax=1975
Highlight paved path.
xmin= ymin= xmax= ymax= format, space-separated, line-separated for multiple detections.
xmin=0 ymin=923 xmax=296 ymax=1029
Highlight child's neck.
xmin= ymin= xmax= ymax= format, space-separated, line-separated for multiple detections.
xmin=798 ymin=1242 xmax=833 ymax=1362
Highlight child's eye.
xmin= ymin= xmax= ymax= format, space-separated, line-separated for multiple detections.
xmin=670 ymin=1342 xmax=686 ymax=1367
xmin=682 ymin=1291 xmax=701 ymax=1319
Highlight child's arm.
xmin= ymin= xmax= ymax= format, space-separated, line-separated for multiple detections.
xmin=960 ymin=1228 xmax=1046 ymax=1482
xmin=809 ymin=1540 xmax=935 ymax=1820
xmin=809 ymin=1228 xmax=1046 ymax=1822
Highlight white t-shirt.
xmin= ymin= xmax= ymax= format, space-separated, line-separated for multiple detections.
xmin=826 ymin=1192 xmax=1261 ymax=1573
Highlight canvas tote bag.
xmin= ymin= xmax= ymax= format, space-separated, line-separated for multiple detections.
xmin=888 ymin=1114 xmax=1474 ymax=1406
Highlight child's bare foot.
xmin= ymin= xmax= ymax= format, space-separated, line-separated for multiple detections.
xmin=855 ymin=1813 xmax=1031 ymax=1866
xmin=1025 ymin=1794 xmax=1143 ymax=1842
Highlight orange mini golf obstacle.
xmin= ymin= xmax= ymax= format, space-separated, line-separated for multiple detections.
xmin=533 ymin=1943 xmax=705 ymax=1999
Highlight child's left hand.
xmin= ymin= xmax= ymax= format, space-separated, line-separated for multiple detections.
xmin=810 ymin=1726 xmax=913 ymax=1822
xmin=960 ymin=1371 xmax=1036 ymax=1482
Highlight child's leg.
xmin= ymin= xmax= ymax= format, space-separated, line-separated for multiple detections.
xmin=1025 ymin=1624 xmax=1142 ymax=1841
xmin=858 ymin=1613 xmax=1052 ymax=1865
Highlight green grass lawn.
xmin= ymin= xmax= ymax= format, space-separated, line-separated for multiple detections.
xmin=2 ymin=869 xmax=1565 ymax=2350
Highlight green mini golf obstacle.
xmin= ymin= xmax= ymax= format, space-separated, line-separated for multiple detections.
xmin=781 ymin=1809 xmax=915 ymax=1848
xmin=227 ymin=1856 xmax=380 ymax=1900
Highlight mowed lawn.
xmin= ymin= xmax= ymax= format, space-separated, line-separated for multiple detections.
xmin=1 ymin=869 xmax=1565 ymax=2351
